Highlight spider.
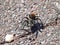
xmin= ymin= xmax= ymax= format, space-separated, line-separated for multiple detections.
xmin=20 ymin=12 xmax=44 ymax=38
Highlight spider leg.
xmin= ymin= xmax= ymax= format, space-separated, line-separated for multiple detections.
xmin=21 ymin=20 xmax=27 ymax=29
xmin=28 ymin=19 xmax=33 ymax=29
xmin=37 ymin=18 xmax=42 ymax=23
xmin=35 ymin=30 xmax=38 ymax=38
xmin=39 ymin=29 xmax=42 ymax=33
xmin=20 ymin=17 xmax=29 ymax=29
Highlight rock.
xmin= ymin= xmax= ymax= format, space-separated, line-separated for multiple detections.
xmin=53 ymin=2 xmax=60 ymax=10
xmin=58 ymin=14 xmax=60 ymax=19
xmin=5 ymin=34 xmax=15 ymax=43
xmin=40 ymin=40 xmax=45 ymax=44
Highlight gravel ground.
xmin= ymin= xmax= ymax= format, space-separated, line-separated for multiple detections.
xmin=0 ymin=0 xmax=60 ymax=45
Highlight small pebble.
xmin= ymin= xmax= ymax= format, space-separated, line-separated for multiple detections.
xmin=5 ymin=34 xmax=15 ymax=43
xmin=47 ymin=33 xmax=51 ymax=36
xmin=40 ymin=40 xmax=45 ymax=44
xmin=54 ymin=2 xmax=60 ymax=9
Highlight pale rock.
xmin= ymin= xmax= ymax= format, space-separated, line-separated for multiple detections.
xmin=58 ymin=14 xmax=60 ymax=19
xmin=41 ymin=40 xmax=45 ymax=44
xmin=47 ymin=33 xmax=51 ymax=36
xmin=5 ymin=34 xmax=14 ymax=43
xmin=21 ymin=0 xmax=24 ymax=3
xmin=53 ymin=2 xmax=60 ymax=10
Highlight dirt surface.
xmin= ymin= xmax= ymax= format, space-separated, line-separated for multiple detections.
xmin=0 ymin=0 xmax=60 ymax=45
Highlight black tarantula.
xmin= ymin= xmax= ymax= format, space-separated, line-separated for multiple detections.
xmin=20 ymin=12 xmax=44 ymax=38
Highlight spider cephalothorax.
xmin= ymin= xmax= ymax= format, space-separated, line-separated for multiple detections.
xmin=20 ymin=12 xmax=44 ymax=38
xmin=29 ymin=12 xmax=37 ymax=20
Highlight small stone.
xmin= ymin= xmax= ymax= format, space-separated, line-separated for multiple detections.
xmin=58 ymin=14 xmax=60 ymax=19
xmin=21 ymin=0 xmax=24 ymax=3
xmin=47 ymin=33 xmax=51 ymax=36
xmin=54 ymin=2 xmax=60 ymax=9
xmin=40 ymin=40 xmax=45 ymax=44
xmin=5 ymin=34 xmax=15 ymax=43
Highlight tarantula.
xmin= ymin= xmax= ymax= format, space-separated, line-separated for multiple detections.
xmin=20 ymin=12 xmax=44 ymax=38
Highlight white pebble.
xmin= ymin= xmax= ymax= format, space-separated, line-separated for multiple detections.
xmin=58 ymin=14 xmax=60 ymax=18
xmin=5 ymin=34 xmax=14 ymax=43
xmin=54 ymin=2 xmax=60 ymax=9
xmin=41 ymin=40 xmax=45 ymax=44
xmin=21 ymin=0 xmax=24 ymax=3
xmin=47 ymin=33 xmax=51 ymax=36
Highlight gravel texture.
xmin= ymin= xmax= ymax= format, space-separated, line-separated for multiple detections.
xmin=0 ymin=0 xmax=60 ymax=45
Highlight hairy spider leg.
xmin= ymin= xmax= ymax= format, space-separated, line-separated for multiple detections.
xmin=21 ymin=17 xmax=29 ymax=29
xmin=36 ymin=30 xmax=38 ymax=38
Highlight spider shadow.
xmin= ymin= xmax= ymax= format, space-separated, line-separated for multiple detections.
xmin=31 ymin=22 xmax=44 ymax=38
